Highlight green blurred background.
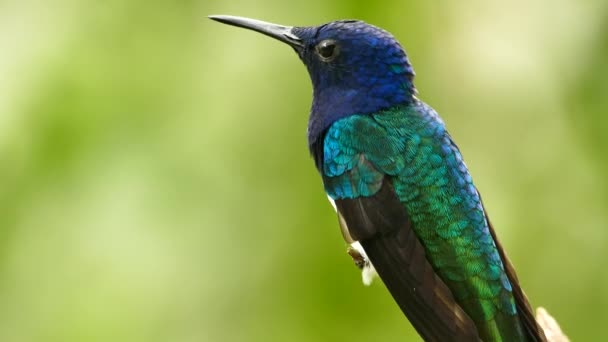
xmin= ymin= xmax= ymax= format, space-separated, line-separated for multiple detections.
xmin=1 ymin=0 xmax=607 ymax=341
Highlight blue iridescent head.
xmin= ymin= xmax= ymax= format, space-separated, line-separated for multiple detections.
xmin=209 ymin=16 xmax=416 ymax=145
xmin=292 ymin=21 xmax=415 ymax=145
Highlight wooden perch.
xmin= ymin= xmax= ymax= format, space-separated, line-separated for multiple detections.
xmin=536 ymin=307 xmax=569 ymax=342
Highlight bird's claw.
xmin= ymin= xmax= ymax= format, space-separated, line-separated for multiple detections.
xmin=347 ymin=245 xmax=368 ymax=269
xmin=347 ymin=243 xmax=377 ymax=286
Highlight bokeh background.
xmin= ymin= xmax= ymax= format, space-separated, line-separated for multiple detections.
xmin=1 ymin=0 xmax=607 ymax=341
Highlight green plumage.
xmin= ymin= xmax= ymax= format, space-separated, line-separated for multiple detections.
xmin=323 ymin=100 xmax=526 ymax=341
xmin=209 ymin=14 xmax=546 ymax=341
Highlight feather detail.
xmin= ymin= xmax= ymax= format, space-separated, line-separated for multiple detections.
xmin=483 ymin=207 xmax=547 ymax=341
xmin=336 ymin=179 xmax=480 ymax=341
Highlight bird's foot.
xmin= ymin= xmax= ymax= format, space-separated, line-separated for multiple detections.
xmin=347 ymin=242 xmax=377 ymax=286
xmin=347 ymin=245 xmax=367 ymax=269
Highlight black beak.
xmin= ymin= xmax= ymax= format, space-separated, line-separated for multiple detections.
xmin=209 ymin=15 xmax=304 ymax=51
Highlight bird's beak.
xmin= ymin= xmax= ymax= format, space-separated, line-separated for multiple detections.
xmin=209 ymin=15 xmax=304 ymax=52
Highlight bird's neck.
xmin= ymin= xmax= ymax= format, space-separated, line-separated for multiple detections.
xmin=307 ymin=83 xmax=415 ymax=147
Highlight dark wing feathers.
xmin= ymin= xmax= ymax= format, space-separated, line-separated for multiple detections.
xmin=483 ymin=209 xmax=547 ymax=342
xmin=336 ymin=179 xmax=481 ymax=342
xmin=318 ymin=114 xmax=546 ymax=341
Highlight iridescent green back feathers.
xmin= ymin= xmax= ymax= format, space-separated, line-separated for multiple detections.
xmin=320 ymin=102 xmax=540 ymax=341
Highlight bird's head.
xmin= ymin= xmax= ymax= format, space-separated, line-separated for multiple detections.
xmin=209 ymin=16 xmax=416 ymax=145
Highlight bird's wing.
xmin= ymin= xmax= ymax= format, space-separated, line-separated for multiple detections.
xmin=318 ymin=115 xmax=480 ymax=342
xmin=482 ymin=206 xmax=547 ymax=341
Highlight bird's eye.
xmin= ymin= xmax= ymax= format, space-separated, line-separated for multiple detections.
xmin=315 ymin=39 xmax=339 ymax=61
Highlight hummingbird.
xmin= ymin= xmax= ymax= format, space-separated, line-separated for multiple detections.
xmin=209 ymin=15 xmax=547 ymax=342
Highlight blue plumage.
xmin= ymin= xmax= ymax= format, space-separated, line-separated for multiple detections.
xmin=291 ymin=21 xmax=415 ymax=145
xmin=210 ymin=15 xmax=548 ymax=342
